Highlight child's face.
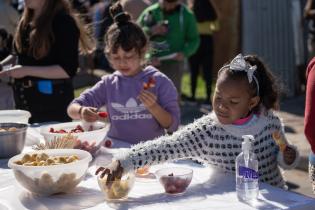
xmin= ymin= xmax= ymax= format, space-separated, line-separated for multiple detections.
xmin=212 ymin=75 xmax=260 ymax=124
xmin=108 ymin=47 xmax=143 ymax=77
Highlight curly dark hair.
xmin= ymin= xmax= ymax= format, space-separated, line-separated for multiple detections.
xmin=218 ymin=54 xmax=280 ymax=111
xmin=104 ymin=2 xmax=148 ymax=56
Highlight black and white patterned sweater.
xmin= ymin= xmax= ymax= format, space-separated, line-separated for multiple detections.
xmin=117 ymin=111 xmax=299 ymax=188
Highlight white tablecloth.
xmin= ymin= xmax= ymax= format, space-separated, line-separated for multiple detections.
xmin=0 ymin=127 xmax=315 ymax=210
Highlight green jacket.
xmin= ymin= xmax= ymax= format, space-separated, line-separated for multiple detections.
xmin=138 ymin=3 xmax=200 ymax=60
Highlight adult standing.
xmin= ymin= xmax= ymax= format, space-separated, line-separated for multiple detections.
xmin=93 ymin=0 xmax=116 ymax=72
xmin=305 ymin=57 xmax=315 ymax=194
xmin=187 ymin=0 xmax=219 ymax=108
xmin=0 ymin=0 xmax=94 ymax=123
xmin=138 ymin=0 xmax=199 ymax=96
xmin=0 ymin=0 xmax=20 ymax=110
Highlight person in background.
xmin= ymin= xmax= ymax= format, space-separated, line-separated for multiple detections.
xmin=67 ymin=2 xmax=180 ymax=145
xmin=0 ymin=0 xmax=20 ymax=110
xmin=138 ymin=0 xmax=200 ymax=96
xmin=304 ymin=0 xmax=315 ymax=60
xmin=92 ymin=0 xmax=116 ymax=72
xmin=187 ymin=0 xmax=219 ymax=110
xmin=304 ymin=57 xmax=315 ymax=194
xmin=0 ymin=0 xmax=94 ymax=123
xmin=97 ymin=54 xmax=299 ymax=189
xmin=0 ymin=29 xmax=13 ymax=61
xmin=0 ymin=28 xmax=15 ymax=110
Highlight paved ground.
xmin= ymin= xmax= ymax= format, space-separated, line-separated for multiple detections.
xmin=74 ymin=71 xmax=315 ymax=199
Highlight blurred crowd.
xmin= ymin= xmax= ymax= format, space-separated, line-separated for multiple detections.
xmin=0 ymin=0 xmax=220 ymax=112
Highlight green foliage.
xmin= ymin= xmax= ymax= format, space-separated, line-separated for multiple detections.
xmin=181 ymin=72 xmax=215 ymax=99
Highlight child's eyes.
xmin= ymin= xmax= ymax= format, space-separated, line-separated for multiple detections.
xmin=230 ymin=101 xmax=239 ymax=105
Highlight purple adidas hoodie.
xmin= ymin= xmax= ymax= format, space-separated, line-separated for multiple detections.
xmin=71 ymin=66 xmax=180 ymax=144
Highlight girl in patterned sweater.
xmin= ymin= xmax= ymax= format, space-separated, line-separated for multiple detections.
xmin=96 ymin=54 xmax=299 ymax=188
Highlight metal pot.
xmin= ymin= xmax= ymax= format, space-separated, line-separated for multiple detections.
xmin=0 ymin=123 xmax=28 ymax=158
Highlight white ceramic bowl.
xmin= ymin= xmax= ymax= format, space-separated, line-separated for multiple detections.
xmin=0 ymin=110 xmax=31 ymax=124
xmin=8 ymin=149 xmax=92 ymax=195
xmin=40 ymin=121 xmax=108 ymax=146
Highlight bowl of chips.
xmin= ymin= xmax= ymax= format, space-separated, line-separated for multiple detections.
xmin=8 ymin=149 xmax=92 ymax=195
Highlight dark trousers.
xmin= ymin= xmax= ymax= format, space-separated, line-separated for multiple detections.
xmin=188 ymin=35 xmax=214 ymax=102
xmin=13 ymin=79 xmax=73 ymax=123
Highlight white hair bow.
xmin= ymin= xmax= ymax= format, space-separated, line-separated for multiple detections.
xmin=229 ymin=54 xmax=257 ymax=83
xmin=219 ymin=53 xmax=260 ymax=96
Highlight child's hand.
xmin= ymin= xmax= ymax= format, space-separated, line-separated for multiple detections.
xmin=81 ymin=107 xmax=99 ymax=122
xmin=95 ymin=160 xmax=124 ymax=186
xmin=150 ymin=23 xmax=168 ymax=36
xmin=138 ymin=90 xmax=157 ymax=109
xmin=283 ymin=145 xmax=297 ymax=165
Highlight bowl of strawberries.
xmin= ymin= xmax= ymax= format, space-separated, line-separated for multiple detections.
xmin=39 ymin=121 xmax=109 ymax=153
xmin=155 ymin=167 xmax=193 ymax=195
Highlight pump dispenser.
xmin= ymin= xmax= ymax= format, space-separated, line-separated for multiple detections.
xmin=243 ymin=135 xmax=252 ymax=167
xmin=236 ymin=135 xmax=259 ymax=201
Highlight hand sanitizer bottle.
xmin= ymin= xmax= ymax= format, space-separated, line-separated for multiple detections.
xmin=235 ymin=135 xmax=259 ymax=201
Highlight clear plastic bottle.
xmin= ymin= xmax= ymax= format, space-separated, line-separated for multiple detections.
xmin=235 ymin=135 xmax=259 ymax=201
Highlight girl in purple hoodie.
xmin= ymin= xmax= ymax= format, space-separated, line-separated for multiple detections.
xmin=67 ymin=2 xmax=180 ymax=145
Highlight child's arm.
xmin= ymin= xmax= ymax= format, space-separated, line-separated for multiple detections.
xmin=114 ymin=115 xmax=214 ymax=173
xmin=67 ymin=103 xmax=99 ymax=122
xmin=305 ymin=56 xmax=315 ymax=193
xmin=67 ymin=78 xmax=108 ymax=120
xmin=272 ymin=128 xmax=300 ymax=169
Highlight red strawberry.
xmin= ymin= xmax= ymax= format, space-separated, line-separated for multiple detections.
xmin=143 ymin=82 xmax=149 ymax=90
xmin=148 ymin=77 xmax=156 ymax=86
xmin=76 ymin=125 xmax=84 ymax=132
xmin=49 ymin=127 xmax=55 ymax=133
xmin=58 ymin=129 xmax=67 ymax=133
xmin=104 ymin=139 xmax=112 ymax=148
xmin=143 ymin=77 xmax=156 ymax=90
xmin=98 ymin=111 xmax=108 ymax=118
